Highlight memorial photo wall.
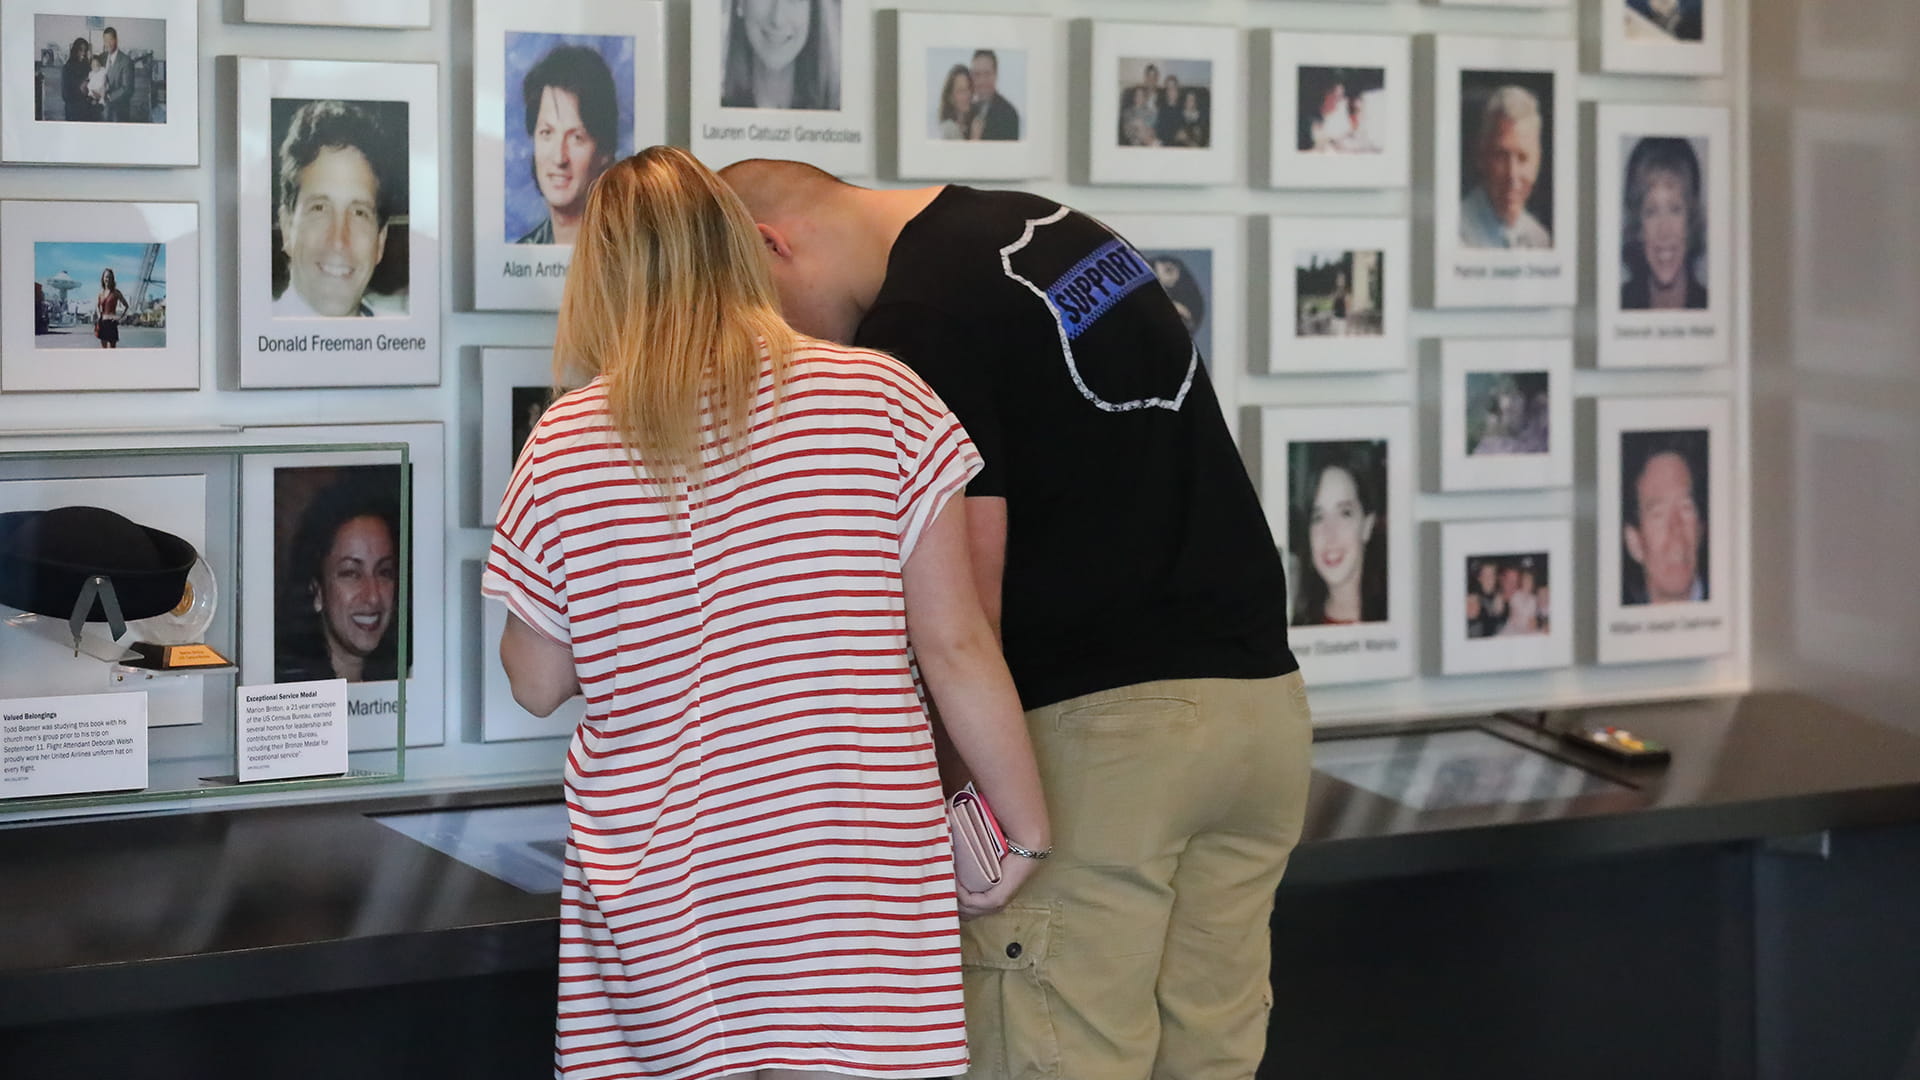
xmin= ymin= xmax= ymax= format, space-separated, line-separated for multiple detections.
xmin=0 ymin=0 xmax=1753 ymax=814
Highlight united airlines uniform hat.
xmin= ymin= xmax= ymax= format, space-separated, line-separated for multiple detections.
xmin=0 ymin=506 xmax=198 ymax=623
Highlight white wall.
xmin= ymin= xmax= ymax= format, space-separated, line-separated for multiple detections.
xmin=0 ymin=0 xmax=1754 ymax=817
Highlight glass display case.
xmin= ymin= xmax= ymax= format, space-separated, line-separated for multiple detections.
xmin=0 ymin=439 xmax=411 ymax=814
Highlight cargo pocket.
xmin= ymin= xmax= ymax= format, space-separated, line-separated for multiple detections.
xmin=960 ymin=902 xmax=1062 ymax=1080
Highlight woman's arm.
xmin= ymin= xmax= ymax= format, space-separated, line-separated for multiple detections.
xmin=903 ymin=496 xmax=1049 ymax=919
xmin=500 ymin=613 xmax=579 ymax=716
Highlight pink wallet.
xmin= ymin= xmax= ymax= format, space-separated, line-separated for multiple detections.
xmin=947 ymin=783 xmax=1006 ymax=893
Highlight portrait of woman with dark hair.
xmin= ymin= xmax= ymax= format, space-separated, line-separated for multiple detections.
xmin=94 ymin=267 xmax=128 ymax=349
xmin=1288 ymin=440 xmax=1389 ymax=626
xmin=720 ymin=0 xmax=842 ymax=111
xmin=274 ymin=466 xmax=409 ymax=684
xmin=935 ymin=63 xmax=979 ymax=140
xmin=1621 ymin=136 xmax=1708 ymax=311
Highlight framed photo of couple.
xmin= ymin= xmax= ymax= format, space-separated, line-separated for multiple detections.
xmin=1267 ymin=32 xmax=1411 ymax=191
xmin=472 ymin=1 xmax=666 ymax=312
xmin=0 ymin=198 xmax=199 ymax=391
xmin=894 ymin=12 xmax=1056 ymax=181
xmin=236 ymin=59 xmax=441 ymax=388
xmin=691 ymin=0 xmax=875 ymax=176
xmin=1260 ymin=405 xmax=1415 ymax=687
xmin=1089 ymin=20 xmax=1241 ymax=187
xmin=1595 ymin=105 xmax=1732 ymax=368
xmin=1 ymin=0 xmax=199 ymax=166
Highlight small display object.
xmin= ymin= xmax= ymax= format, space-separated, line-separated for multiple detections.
xmin=1439 ymin=518 xmax=1575 ymax=676
xmin=237 ymin=60 xmax=440 ymax=388
xmin=1602 ymin=0 xmax=1723 ymax=76
xmin=690 ymin=0 xmax=874 ymax=176
xmin=1089 ymin=20 xmax=1241 ymax=187
xmin=473 ymin=1 xmax=666 ymax=312
xmin=1096 ymin=213 xmax=1245 ymax=441
xmin=1436 ymin=337 xmax=1572 ymax=491
xmin=241 ymin=0 xmax=428 ymax=29
xmin=1267 ymin=216 xmax=1409 ymax=374
xmin=0 ymin=200 xmax=198 ymax=392
xmin=480 ymin=348 xmax=561 ymax=529
xmin=1559 ymin=722 xmax=1669 ymax=765
xmin=1430 ymin=36 xmax=1578 ymax=309
xmin=1595 ymin=396 xmax=1732 ymax=665
xmin=1 ymin=0 xmax=199 ymax=166
xmin=1595 ymin=106 xmax=1732 ymax=368
xmin=238 ymin=423 xmax=445 ymax=750
xmin=1260 ymin=405 xmax=1415 ymax=686
xmin=894 ymin=12 xmax=1056 ymax=182
xmin=1266 ymin=32 xmax=1410 ymax=190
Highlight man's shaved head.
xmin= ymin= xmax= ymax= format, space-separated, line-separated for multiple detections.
xmin=719 ymin=158 xmax=855 ymax=228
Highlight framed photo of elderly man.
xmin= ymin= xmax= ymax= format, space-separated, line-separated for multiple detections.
xmin=1259 ymin=405 xmax=1416 ymax=687
xmin=237 ymin=60 xmax=439 ymax=388
xmin=894 ymin=12 xmax=1056 ymax=182
xmin=473 ymin=2 xmax=664 ymax=312
xmin=690 ymin=0 xmax=874 ymax=176
xmin=0 ymin=0 xmax=199 ymax=166
xmin=1595 ymin=396 xmax=1733 ymax=665
xmin=1595 ymin=106 xmax=1732 ymax=368
xmin=1603 ymin=0 xmax=1723 ymax=76
xmin=1430 ymin=37 xmax=1577 ymax=309
xmin=1089 ymin=21 xmax=1242 ymax=187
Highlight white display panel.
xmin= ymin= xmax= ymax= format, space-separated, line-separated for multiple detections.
xmin=242 ymin=0 xmax=428 ymax=29
xmin=1439 ymin=518 xmax=1575 ymax=676
xmin=1594 ymin=106 xmax=1733 ymax=368
xmin=1430 ymin=35 xmax=1578 ymax=309
xmin=0 ymin=0 xmax=199 ymax=166
xmin=1267 ymin=32 xmax=1411 ymax=191
xmin=1260 ymin=405 xmax=1416 ymax=686
xmin=1601 ymin=0 xmax=1724 ymax=76
xmin=236 ymin=60 xmax=441 ymax=388
xmin=1089 ymin=21 xmax=1242 ymax=187
xmin=1436 ymin=337 xmax=1572 ymax=491
xmin=895 ymin=13 xmax=1057 ymax=181
xmin=1267 ymin=216 xmax=1409 ymax=374
xmin=472 ymin=1 xmax=667 ymax=312
xmin=690 ymin=0 xmax=875 ymax=175
xmin=1595 ymin=396 xmax=1734 ymax=666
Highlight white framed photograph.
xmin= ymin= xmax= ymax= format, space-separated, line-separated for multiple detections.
xmin=1595 ymin=396 xmax=1733 ymax=665
xmin=241 ymin=0 xmax=428 ymax=29
xmin=895 ymin=12 xmax=1055 ymax=182
xmin=1096 ymin=213 xmax=1244 ymax=440
xmin=473 ymin=2 xmax=665 ymax=312
xmin=1440 ymin=518 xmax=1574 ymax=676
xmin=691 ymin=0 xmax=874 ymax=175
xmin=1437 ymin=338 xmax=1572 ymax=491
xmin=1790 ymin=109 xmax=1917 ymax=380
xmin=1260 ymin=405 xmax=1415 ymax=686
xmin=1602 ymin=0 xmax=1723 ymax=75
xmin=239 ymin=423 xmax=445 ymax=750
xmin=480 ymin=348 xmax=560 ymax=526
xmin=1596 ymin=106 xmax=1732 ymax=368
xmin=1267 ymin=32 xmax=1410 ymax=190
xmin=1267 ymin=216 xmax=1409 ymax=374
xmin=1 ymin=0 xmax=198 ymax=166
xmin=1 ymin=200 xmax=198 ymax=392
xmin=237 ymin=59 xmax=440 ymax=388
xmin=1431 ymin=36 xmax=1578 ymax=309
xmin=1090 ymin=21 xmax=1241 ymax=187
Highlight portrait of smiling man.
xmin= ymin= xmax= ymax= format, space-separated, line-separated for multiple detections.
xmin=1621 ymin=429 xmax=1710 ymax=605
xmin=1459 ymin=81 xmax=1553 ymax=250
xmin=513 ymin=43 xmax=620 ymax=245
xmin=272 ymin=98 xmax=407 ymax=318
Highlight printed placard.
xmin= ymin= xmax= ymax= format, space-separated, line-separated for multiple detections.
xmin=1595 ymin=106 xmax=1732 ymax=368
xmin=238 ymin=680 xmax=348 ymax=782
xmin=1430 ymin=36 xmax=1578 ymax=309
xmin=1 ymin=692 xmax=148 ymax=800
xmin=1595 ymin=396 xmax=1733 ymax=665
xmin=691 ymin=0 xmax=874 ymax=175
xmin=1260 ymin=405 xmax=1415 ymax=686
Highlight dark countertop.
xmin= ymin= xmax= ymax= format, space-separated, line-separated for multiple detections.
xmin=5 ymin=691 xmax=1920 ymax=1026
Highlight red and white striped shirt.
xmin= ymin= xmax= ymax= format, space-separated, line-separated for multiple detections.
xmin=484 ymin=341 xmax=981 ymax=1080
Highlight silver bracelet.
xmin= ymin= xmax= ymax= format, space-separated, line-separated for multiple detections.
xmin=1004 ymin=838 xmax=1053 ymax=860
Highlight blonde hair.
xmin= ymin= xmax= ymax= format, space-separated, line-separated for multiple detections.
xmin=555 ymin=145 xmax=795 ymax=490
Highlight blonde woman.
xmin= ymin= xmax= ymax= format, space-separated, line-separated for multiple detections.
xmin=484 ymin=145 xmax=1048 ymax=1080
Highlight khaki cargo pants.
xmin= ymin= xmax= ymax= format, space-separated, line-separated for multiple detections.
xmin=960 ymin=672 xmax=1314 ymax=1080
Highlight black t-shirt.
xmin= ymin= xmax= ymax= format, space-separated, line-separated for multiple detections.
xmin=853 ymin=186 xmax=1298 ymax=710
